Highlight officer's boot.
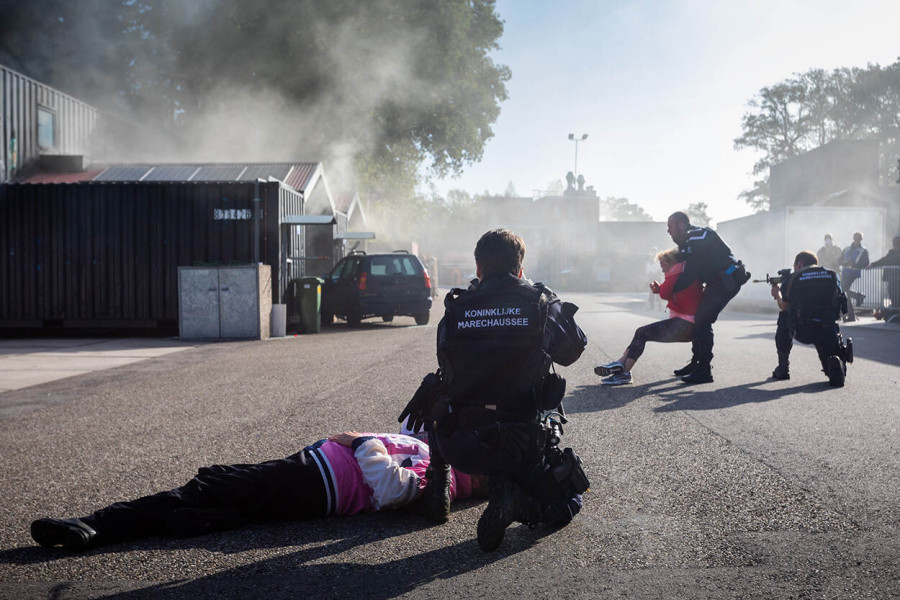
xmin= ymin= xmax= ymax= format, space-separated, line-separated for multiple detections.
xmin=771 ymin=353 xmax=790 ymax=380
xmin=420 ymin=462 xmax=452 ymax=523
xmin=477 ymin=475 xmax=541 ymax=552
xmin=681 ymin=362 xmax=713 ymax=384
xmin=673 ymin=358 xmax=698 ymax=377
xmin=825 ymin=355 xmax=846 ymax=387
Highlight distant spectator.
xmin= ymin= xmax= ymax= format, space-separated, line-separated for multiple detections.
xmin=867 ymin=235 xmax=900 ymax=313
xmin=645 ymin=249 xmax=660 ymax=310
xmin=840 ymin=232 xmax=870 ymax=321
xmin=817 ymin=234 xmax=843 ymax=272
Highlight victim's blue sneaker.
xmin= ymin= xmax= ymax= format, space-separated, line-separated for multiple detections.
xmin=594 ymin=361 xmax=625 ymax=377
xmin=600 ymin=372 xmax=632 ymax=385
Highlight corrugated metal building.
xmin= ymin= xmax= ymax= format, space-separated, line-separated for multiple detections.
xmin=1 ymin=64 xmax=101 ymax=183
xmin=0 ymin=163 xmax=340 ymax=332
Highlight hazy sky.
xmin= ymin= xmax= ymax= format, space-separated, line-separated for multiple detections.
xmin=431 ymin=0 xmax=900 ymax=225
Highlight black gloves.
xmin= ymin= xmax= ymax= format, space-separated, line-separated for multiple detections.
xmin=398 ymin=372 xmax=442 ymax=434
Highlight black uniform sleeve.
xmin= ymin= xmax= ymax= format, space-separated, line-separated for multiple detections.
xmin=673 ymin=227 xmax=735 ymax=292
xmin=781 ymin=273 xmax=796 ymax=304
xmin=672 ymin=255 xmax=700 ymax=293
xmin=546 ymin=299 xmax=587 ymax=366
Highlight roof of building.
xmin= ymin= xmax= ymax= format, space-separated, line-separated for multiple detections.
xmin=87 ymin=162 xmax=320 ymax=191
xmin=18 ymin=170 xmax=105 ymax=184
xmin=334 ymin=191 xmax=358 ymax=214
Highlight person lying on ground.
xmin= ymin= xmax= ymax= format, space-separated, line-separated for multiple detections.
xmin=30 ymin=431 xmax=482 ymax=552
xmin=594 ymin=247 xmax=703 ymax=385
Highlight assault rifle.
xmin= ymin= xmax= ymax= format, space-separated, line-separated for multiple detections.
xmin=752 ymin=268 xmax=792 ymax=285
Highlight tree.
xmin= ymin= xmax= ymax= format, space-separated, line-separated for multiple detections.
xmin=0 ymin=0 xmax=510 ymax=198
xmin=684 ymin=202 xmax=711 ymax=227
xmin=544 ymin=179 xmax=564 ymax=196
xmin=734 ymin=61 xmax=900 ymax=211
xmin=601 ymin=197 xmax=653 ymax=222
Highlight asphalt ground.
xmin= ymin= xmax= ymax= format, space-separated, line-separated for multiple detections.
xmin=0 ymin=338 xmax=194 ymax=405
xmin=0 ymin=293 xmax=898 ymax=599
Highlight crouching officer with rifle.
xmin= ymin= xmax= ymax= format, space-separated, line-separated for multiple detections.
xmin=769 ymin=250 xmax=853 ymax=386
xmin=399 ymin=229 xmax=589 ymax=552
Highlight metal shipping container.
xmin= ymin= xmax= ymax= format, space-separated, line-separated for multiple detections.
xmin=0 ymin=180 xmax=305 ymax=330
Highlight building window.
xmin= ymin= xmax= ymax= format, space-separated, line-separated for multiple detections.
xmin=37 ymin=107 xmax=56 ymax=149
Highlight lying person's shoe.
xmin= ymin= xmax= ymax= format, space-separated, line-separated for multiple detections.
xmin=600 ymin=372 xmax=632 ymax=385
xmin=594 ymin=361 xmax=624 ymax=376
xmin=31 ymin=518 xmax=97 ymax=552
xmin=673 ymin=360 xmax=697 ymax=377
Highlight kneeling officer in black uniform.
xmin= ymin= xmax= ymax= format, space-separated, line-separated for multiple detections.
xmin=400 ymin=229 xmax=589 ymax=552
xmin=770 ymin=250 xmax=853 ymax=387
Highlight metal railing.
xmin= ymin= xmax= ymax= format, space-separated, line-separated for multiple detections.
xmin=843 ymin=266 xmax=900 ymax=310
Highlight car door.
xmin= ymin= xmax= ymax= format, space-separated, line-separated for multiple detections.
xmin=395 ymin=255 xmax=427 ymax=303
xmin=363 ymin=255 xmax=401 ymax=310
xmin=324 ymin=257 xmax=360 ymax=315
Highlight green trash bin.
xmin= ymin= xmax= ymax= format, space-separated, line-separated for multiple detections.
xmin=297 ymin=276 xmax=323 ymax=333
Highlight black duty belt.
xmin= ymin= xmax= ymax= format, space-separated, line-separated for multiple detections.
xmin=449 ymin=404 xmax=539 ymax=429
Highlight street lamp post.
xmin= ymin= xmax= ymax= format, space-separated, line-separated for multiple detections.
xmin=567 ymin=133 xmax=588 ymax=179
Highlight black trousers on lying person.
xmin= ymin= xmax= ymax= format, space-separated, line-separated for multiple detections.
xmin=78 ymin=450 xmax=328 ymax=544
xmin=625 ymin=317 xmax=694 ymax=362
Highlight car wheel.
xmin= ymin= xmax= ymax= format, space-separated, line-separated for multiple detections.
xmin=414 ymin=312 xmax=430 ymax=326
xmin=382 ymin=315 xmax=394 ymax=323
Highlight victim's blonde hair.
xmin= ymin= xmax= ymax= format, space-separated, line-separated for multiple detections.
xmin=655 ymin=248 xmax=682 ymax=266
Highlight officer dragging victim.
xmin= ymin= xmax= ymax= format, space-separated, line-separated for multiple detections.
xmin=399 ymin=228 xmax=590 ymax=552
xmin=665 ymin=211 xmax=751 ymax=384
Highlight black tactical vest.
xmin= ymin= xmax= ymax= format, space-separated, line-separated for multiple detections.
xmin=438 ymin=273 xmax=549 ymax=418
xmin=788 ymin=266 xmax=842 ymax=325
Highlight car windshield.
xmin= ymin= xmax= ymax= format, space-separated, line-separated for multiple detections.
xmin=368 ymin=256 xmax=421 ymax=277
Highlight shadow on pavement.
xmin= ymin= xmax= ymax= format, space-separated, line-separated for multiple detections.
xmin=650 ymin=380 xmax=833 ymax=412
xmin=564 ymin=377 xmax=835 ymax=416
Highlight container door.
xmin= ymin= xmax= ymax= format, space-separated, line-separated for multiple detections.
xmin=178 ymin=268 xmax=221 ymax=339
xmin=219 ymin=267 xmax=260 ymax=338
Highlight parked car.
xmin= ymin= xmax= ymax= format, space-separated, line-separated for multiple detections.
xmin=321 ymin=251 xmax=433 ymax=327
